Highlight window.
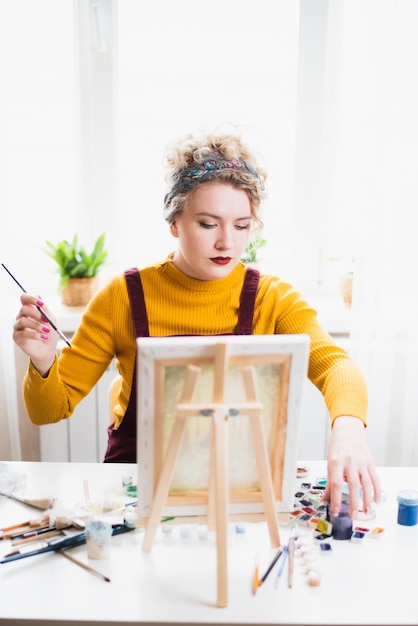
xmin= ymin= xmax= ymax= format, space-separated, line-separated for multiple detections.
xmin=0 ymin=0 xmax=301 ymax=297
xmin=115 ymin=0 xmax=300 ymax=279
xmin=0 ymin=0 xmax=76 ymax=296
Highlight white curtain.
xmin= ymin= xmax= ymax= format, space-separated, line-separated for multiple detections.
xmin=338 ymin=0 xmax=418 ymax=466
xmin=0 ymin=318 xmax=21 ymax=460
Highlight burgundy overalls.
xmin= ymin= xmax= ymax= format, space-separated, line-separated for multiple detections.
xmin=103 ymin=266 xmax=260 ymax=463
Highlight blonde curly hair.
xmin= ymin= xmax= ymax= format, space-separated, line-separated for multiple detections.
xmin=163 ymin=127 xmax=267 ymax=229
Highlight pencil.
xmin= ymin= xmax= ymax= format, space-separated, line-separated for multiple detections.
xmin=59 ymin=550 xmax=110 ymax=582
xmin=252 ymin=552 xmax=260 ymax=594
xmin=259 ymin=548 xmax=283 ymax=586
xmin=1 ymin=263 xmax=71 ymax=347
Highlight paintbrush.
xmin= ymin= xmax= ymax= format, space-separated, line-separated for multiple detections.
xmin=1 ymin=263 xmax=71 ymax=347
xmin=0 ymin=520 xmax=33 ymax=534
xmin=274 ymin=544 xmax=288 ymax=588
xmin=0 ymin=522 xmax=135 ymax=564
xmin=1 ymin=523 xmax=52 ymax=541
xmin=8 ymin=516 xmax=76 ymax=541
xmin=0 ymin=514 xmax=79 ymax=541
xmin=0 ymin=489 xmax=53 ymax=511
xmin=59 ymin=551 xmax=110 ymax=582
xmin=0 ymin=514 xmax=52 ymax=539
xmin=11 ymin=529 xmax=64 ymax=546
xmin=1 ymin=532 xmax=86 ymax=561
xmin=0 ymin=518 xmax=46 ymax=536
xmin=288 ymin=533 xmax=295 ymax=588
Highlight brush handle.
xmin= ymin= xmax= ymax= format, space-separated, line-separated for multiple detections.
xmin=1 ymin=263 xmax=71 ymax=347
xmin=0 ymin=524 xmax=134 ymax=564
xmin=0 ymin=490 xmax=52 ymax=511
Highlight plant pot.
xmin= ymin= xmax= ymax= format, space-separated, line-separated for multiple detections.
xmin=61 ymin=277 xmax=98 ymax=307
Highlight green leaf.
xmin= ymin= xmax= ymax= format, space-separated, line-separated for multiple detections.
xmin=43 ymin=233 xmax=108 ymax=290
xmin=241 ymin=234 xmax=267 ymax=264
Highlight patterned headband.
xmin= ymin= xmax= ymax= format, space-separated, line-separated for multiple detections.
xmin=164 ymin=150 xmax=263 ymax=208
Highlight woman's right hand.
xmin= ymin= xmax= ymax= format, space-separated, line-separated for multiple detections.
xmin=13 ymin=294 xmax=59 ymax=376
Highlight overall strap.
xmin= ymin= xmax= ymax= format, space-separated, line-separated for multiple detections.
xmin=236 ymin=267 xmax=260 ymax=335
xmin=124 ymin=268 xmax=150 ymax=338
xmin=103 ymin=268 xmax=149 ymax=461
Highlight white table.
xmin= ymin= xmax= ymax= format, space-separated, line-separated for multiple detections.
xmin=0 ymin=460 xmax=416 ymax=626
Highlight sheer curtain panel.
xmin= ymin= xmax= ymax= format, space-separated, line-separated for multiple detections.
xmin=339 ymin=0 xmax=418 ymax=466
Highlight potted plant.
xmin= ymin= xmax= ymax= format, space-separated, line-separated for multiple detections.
xmin=44 ymin=233 xmax=108 ymax=306
xmin=241 ymin=234 xmax=267 ymax=267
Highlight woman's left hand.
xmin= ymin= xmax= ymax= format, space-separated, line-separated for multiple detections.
xmin=323 ymin=416 xmax=381 ymax=518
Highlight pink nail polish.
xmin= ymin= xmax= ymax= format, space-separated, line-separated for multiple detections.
xmin=40 ymin=334 xmax=49 ymax=340
xmin=42 ymin=326 xmax=50 ymax=333
xmin=37 ymin=300 xmax=44 ymax=307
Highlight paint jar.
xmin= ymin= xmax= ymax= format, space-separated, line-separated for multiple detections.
xmin=397 ymin=490 xmax=418 ymax=526
xmin=329 ymin=502 xmax=353 ymax=540
xmin=85 ymin=519 xmax=112 ymax=559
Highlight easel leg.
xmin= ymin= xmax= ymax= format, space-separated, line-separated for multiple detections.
xmin=142 ymin=366 xmax=200 ymax=553
xmin=212 ymin=406 xmax=229 ymax=608
xmin=141 ymin=415 xmax=188 ymax=552
xmin=249 ymin=414 xmax=280 ymax=548
xmin=241 ymin=366 xmax=280 ymax=548
xmin=207 ymin=428 xmax=216 ymax=532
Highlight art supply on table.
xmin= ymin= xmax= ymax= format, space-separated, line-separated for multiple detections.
xmin=11 ymin=528 xmax=64 ymax=546
xmin=0 ymin=516 xmax=49 ymax=539
xmin=319 ymin=542 xmax=332 ymax=552
xmin=258 ymin=548 xmax=283 ymax=587
xmin=8 ymin=517 xmax=71 ymax=539
xmin=83 ymin=479 xmax=91 ymax=504
xmin=350 ymin=530 xmax=366 ymax=543
xmin=296 ymin=466 xmax=310 ymax=479
xmin=1 ymin=513 xmax=78 ymax=542
xmin=397 ymin=490 xmax=418 ymax=526
xmin=287 ymin=533 xmax=295 ymax=588
xmin=0 ymin=489 xmax=53 ymax=511
xmin=274 ymin=545 xmax=288 ymax=588
xmin=294 ymin=530 xmax=322 ymax=587
xmin=123 ymin=508 xmax=136 ymax=529
xmin=252 ymin=552 xmax=260 ymax=595
xmin=0 ymin=522 xmax=134 ymax=564
xmin=85 ymin=519 xmax=112 ymax=559
xmin=329 ymin=502 xmax=353 ymax=540
xmin=1 ymin=532 xmax=87 ymax=562
xmin=0 ymin=520 xmax=33 ymax=534
xmin=235 ymin=523 xmax=246 ymax=535
xmin=1 ymin=263 xmax=71 ymax=347
xmin=59 ymin=550 xmax=110 ymax=582
xmin=124 ymin=484 xmax=137 ymax=498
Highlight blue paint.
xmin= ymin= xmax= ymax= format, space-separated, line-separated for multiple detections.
xmin=397 ymin=490 xmax=418 ymax=526
xmin=235 ymin=523 xmax=246 ymax=534
xmin=329 ymin=502 xmax=352 ymax=540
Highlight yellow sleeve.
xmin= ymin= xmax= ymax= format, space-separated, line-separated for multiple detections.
xmin=22 ymin=275 xmax=134 ymax=425
xmin=255 ymin=275 xmax=368 ymax=426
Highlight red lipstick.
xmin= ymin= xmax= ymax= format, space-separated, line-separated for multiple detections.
xmin=210 ymin=257 xmax=231 ymax=265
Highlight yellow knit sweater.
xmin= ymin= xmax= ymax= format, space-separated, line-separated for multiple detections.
xmin=23 ymin=259 xmax=367 ymax=428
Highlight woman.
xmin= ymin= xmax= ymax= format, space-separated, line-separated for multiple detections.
xmin=12 ymin=127 xmax=380 ymax=517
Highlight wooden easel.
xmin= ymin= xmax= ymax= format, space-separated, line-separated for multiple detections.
xmin=141 ymin=342 xmax=280 ymax=607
